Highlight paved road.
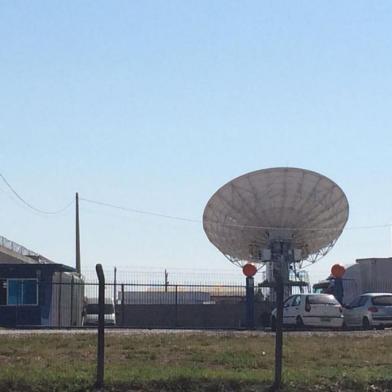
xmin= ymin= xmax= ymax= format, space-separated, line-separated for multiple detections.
xmin=1 ymin=328 xmax=391 ymax=337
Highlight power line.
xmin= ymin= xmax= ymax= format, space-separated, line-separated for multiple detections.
xmin=80 ymin=196 xmax=392 ymax=232
xmin=0 ymin=172 xmax=390 ymax=232
xmin=80 ymin=197 xmax=200 ymax=223
xmin=0 ymin=173 xmax=74 ymax=215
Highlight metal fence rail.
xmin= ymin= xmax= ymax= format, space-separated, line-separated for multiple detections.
xmin=0 ymin=280 xmax=284 ymax=329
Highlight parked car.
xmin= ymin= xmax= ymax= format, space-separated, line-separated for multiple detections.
xmin=343 ymin=293 xmax=392 ymax=329
xmin=82 ymin=297 xmax=116 ymax=326
xmin=270 ymin=293 xmax=343 ymax=330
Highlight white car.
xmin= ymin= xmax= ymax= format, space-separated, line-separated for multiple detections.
xmin=270 ymin=293 xmax=344 ymax=330
xmin=343 ymin=293 xmax=392 ymax=329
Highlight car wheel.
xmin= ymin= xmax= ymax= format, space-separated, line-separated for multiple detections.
xmin=296 ymin=316 xmax=304 ymax=330
xmin=342 ymin=321 xmax=348 ymax=331
xmin=362 ymin=317 xmax=371 ymax=330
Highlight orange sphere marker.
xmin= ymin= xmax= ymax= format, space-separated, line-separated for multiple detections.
xmin=331 ymin=263 xmax=345 ymax=278
xmin=243 ymin=263 xmax=257 ymax=277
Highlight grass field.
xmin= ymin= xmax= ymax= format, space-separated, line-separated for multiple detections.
xmin=0 ymin=331 xmax=391 ymax=391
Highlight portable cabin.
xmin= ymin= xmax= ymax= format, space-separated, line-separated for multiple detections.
xmin=0 ymin=235 xmax=84 ymax=328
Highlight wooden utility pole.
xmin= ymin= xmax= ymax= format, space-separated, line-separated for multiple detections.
xmin=76 ymin=192 xmax=81 ymax=275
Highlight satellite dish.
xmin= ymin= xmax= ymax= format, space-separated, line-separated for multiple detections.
xmin=203 ymin=167 xmax=349 ymax=268
xmin=203 ymin=167 xmax=349 ymax=389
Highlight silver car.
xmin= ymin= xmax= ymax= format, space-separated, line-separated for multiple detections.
xmin=343 ymin=293 xmax=392 ymax=329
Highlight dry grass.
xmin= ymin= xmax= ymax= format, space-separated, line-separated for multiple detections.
xmin=0 ymin=331 xmax=391 ymax=391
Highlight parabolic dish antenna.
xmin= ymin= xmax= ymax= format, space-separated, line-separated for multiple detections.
xmin=203 ymin=167 xmax=349 ymax=267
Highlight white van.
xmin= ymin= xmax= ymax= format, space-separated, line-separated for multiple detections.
xmin=82 ymin=297 xmax=116 ymax=326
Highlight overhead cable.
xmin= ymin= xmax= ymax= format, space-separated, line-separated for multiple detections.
xmin=80 ymin=196 xmax=392 ymax=232
xmin=0 ymin=173 xmax=74 ymax=215
xmin=80 ymin=197 xmax=200 ymax=223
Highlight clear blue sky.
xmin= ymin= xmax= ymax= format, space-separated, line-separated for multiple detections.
xmin=1 ymin=1 xmax=391 ymax=283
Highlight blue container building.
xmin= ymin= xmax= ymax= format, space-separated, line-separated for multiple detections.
xmin=0 ymin=235 xmax=84 ymax=328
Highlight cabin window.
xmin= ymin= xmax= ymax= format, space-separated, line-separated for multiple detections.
xmin=7 ymin=279 xmax=38 ymax=306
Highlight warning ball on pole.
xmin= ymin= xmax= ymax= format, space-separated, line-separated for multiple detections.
xmin=331 ymin=263 xmax=345 ymax=278
xmin=243 ymin=263 xmax=257 ymax=277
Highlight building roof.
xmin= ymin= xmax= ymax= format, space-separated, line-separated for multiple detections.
xmin=0 ymin=263 xmax=76 ymax=273
xmin=0 ymin=234 xmax=75 ymax=272
xmin=356 ymin=257 xmax=392 ymax=263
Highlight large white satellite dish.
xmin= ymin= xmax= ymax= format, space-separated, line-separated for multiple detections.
xmin=203 ymin=167 xmax=349 ymax=267
xmin=203 ymin=167 xmax=349 ymax=389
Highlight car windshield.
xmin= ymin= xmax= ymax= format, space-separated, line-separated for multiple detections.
xmin=372 ymin=296 xmax=392 ymax=306
xmin=86 ymin=304 xmax=114 ymax=314
xmin=308 ymin=295 xmax=338 ymax=305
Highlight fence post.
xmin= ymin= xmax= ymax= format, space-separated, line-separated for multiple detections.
xmin=58 ymin=273 xmax=62 ymax=327
xmin=15 ymin=283 xmax=19 ymax=327
xmin=95 ymin=264 xmax=105 ymax=389
xmin=245 ymin=276 xmax=255 ymax=329
xmin=114 ymin=266 xmax=117 ymax=304
xmin=175 ymin=285 xmax=178 ymax=328
xmin=121 ymin=284 xmax=125 ymax=326
xmin=273 ymin=256 xmax=284 ymax=391
xmin=165 ymin=269 xmax=169 ymax=292
xmin=70 ymin=276 xmax=74 ymax=326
